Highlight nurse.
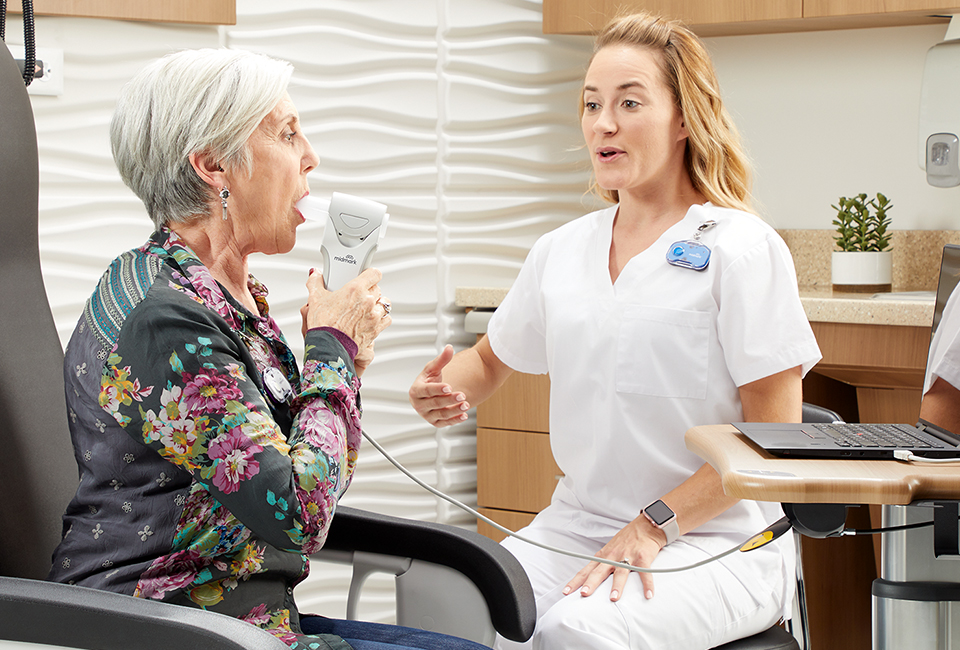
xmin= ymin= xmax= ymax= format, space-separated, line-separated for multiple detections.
xmin=409 ymin=12 xmax=821 ymax=649
xmin=921 ymin=279 xmax=960 ymax=433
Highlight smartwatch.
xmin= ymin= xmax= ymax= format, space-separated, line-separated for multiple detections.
xmin=642 ymin=499 xmax=679 ymax=545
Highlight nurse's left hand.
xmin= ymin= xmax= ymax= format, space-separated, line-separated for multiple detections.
xmin=563 ymin=515 xmax=666 ymax=602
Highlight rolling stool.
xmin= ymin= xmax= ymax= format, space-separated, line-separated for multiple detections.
xmin=712 ymin=626 xmax=799 ymax=650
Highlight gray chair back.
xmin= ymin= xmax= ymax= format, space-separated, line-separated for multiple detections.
xmin=801 ymin=402 xmax=841 ymax=425
xmin=0 ymin=42 xmax=77 ymax=580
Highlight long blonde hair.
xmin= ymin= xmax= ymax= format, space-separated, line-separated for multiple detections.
xmin=581 ymin=12 xmax=753 ymax=213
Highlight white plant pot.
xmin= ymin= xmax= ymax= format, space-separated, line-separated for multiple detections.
xmin=831 ymin=251 xmax=892 ymax=292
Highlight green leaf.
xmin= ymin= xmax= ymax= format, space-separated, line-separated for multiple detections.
xmin=832 ymin=191 xmax=893 ymax=252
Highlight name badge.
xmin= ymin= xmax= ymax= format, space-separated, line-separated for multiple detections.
xmin=666 ymin=220 xmax=717 ymax=272
xmin=667 ymin=240 xmax=711 ymax=270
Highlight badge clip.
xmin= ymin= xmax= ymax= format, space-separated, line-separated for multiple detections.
xmin=666 ymin=220 xmax=717 ymax=271
xmin=263 ymin=366 xmax=293 ymax=403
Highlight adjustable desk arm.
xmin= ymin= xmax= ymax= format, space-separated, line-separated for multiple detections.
xmin=782 ymin=503 xmax=850 ymax=538
xmin=784 ymin=501 xmax=960 ymax=558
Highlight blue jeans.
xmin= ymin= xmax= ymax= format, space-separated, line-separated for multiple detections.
xmin=299 ymin=615 xmax=491 ymax=650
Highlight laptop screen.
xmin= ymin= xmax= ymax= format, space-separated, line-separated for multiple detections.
xmin=931 ymin=244 xmax=960 ymax=340
xmin=923 ymin=244 xmax=960 ymax=402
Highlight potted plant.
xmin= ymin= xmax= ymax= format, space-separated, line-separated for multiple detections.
xmin=831 ymin=192 xmax=893 ymax=292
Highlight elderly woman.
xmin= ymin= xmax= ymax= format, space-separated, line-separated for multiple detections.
xmin=410 ymin=13 xmax=821 ymax=650
xmin=48 ymin=49 xmax=486 ymax=650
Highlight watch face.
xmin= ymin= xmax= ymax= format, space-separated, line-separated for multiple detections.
xmin=645 ymin=500 xmax=675 ymax=526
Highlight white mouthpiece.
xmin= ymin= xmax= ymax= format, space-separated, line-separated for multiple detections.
xmin=296 ymin=195 xmax=331 ymax=222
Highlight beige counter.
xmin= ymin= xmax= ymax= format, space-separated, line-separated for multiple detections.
xmin=457 ymin=286 xmax=936 ymax=329
xmin=799 ymin=289 xmax=934 ymax=327
xmin=455 ymin=287 xmax=509 ymax=311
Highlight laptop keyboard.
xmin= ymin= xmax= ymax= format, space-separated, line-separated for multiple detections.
xmin=811 ymin=423 xmax=935 ymax=448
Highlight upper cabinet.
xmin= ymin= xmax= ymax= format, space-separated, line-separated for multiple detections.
xmin=805 ymin=0 xmax=960 ymax=19
xmin=543 ymin=0 xmax=960 ymax=36
xmin=8 ymin=0 xmax=236 ymax=25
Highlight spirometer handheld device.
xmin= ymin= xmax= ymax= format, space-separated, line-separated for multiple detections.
xmin=296 ymin=193 xmax=389 ymax=291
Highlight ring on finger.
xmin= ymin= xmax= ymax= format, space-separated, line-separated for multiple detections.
xmin=377 ymin=297 xmax=391 ymax=317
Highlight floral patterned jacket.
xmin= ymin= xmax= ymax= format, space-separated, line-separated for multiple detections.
xmin=49 ymin=228 xmax=358 ymax=650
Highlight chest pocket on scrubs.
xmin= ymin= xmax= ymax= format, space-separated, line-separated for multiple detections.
xmin=615 ymin=305 xmax=711 ymax=399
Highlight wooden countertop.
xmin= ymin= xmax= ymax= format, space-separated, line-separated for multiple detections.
xmin=685 ymin=424 xmax=960 ymax=505
xmin=456 ymin=287 xmax=936 ymax=328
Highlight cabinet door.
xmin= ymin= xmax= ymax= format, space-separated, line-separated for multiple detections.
xmin=477 ymin=508 xmax=537 ymax=543
xmin=477 ymin=428 xmax=563 ymax=513
xmin=810 ymin=322 xmax=929 ymax=391
xmin=804 ymin=0 xmax=960 ymax=18
xmin=8 ymin=0 xmax=236 ymax=24
xmin=543 ymin=0 xmax=802 ymax=35
xmin=476 ymin=372 xmax=550 ymax=433
xmin=808 ymin=320 xmax=927 ymax=444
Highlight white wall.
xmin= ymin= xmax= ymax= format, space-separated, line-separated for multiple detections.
xmin=6 ymin=1 xmax=959 ymax=623
xmin=707 ymin=23 xmax=960 ymax=231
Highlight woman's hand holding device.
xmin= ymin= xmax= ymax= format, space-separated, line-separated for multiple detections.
xmin=301 ymin=267 xmax=391 ymax=376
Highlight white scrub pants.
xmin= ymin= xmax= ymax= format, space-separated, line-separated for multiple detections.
xmin=494 ymin=505 xmax=786 ymax=650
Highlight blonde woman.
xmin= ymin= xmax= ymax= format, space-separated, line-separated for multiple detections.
xmin=410 ymin=12 xmax=821 ymax=649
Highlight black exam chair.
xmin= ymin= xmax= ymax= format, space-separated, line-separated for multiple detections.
xmin=710 ymin=403 xmax=841 ymax=650
xmin=0 ymin=40 xmax=533 ymax=649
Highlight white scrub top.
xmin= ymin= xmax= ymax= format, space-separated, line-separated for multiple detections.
xmin=925 ymin=282 xmax=960 ymax=395
xmin=487 ymin=202 xmax=822 ymax=548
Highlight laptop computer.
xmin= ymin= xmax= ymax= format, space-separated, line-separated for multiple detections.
xmin=734 ymin=244 xmax=960 ymax=460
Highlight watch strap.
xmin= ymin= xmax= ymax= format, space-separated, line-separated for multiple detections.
xmin=661 ymin=516 xmax=680 ymax=545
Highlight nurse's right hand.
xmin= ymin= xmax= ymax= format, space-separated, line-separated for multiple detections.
xmin=409 ymin=344 xmax=470 ymax=427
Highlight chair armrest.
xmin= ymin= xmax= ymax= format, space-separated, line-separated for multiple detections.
xmin=0 ymin=577 xmax=289 ymax=650
xmin=324 ymin=507 xmax=536 ymax=642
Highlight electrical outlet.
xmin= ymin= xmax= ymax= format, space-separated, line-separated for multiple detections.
xmin=4 ymin=43 xmax=63 ymax=96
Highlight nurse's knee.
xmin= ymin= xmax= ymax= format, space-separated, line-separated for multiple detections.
xmin=532 ymin=593 xmax=629 ymax=649
xmin=532 ymin=602 xmax=581 ymax=649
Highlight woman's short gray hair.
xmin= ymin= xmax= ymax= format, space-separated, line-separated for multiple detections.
xmin=110 ymin=48 xmax=294 ymax=229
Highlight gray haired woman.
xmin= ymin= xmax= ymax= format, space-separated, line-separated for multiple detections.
xmin=48 ymin=48 xmax=484 ymax=650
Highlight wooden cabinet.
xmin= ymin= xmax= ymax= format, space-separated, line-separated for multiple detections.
xmin=476 ymin=371 xmax=559 ymax=542
xmin=805 ymin=321 xmax=929 ymax=424
xmin=543 ymin=0 xmax=960 ymax=36
xmin=806 ymin=0 xmax=960 ymax=19
xmin=8 ymin=0 xmax=236 ymax=25
xmin=544 ymin=0 xmax=801 ymax=36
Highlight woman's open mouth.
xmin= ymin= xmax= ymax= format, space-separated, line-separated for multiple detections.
xmin=597 ymin=147 xmax=624 ymax=161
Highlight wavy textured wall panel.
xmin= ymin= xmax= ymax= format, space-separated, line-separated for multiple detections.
xmin=32 ymin=20 xmax=222 ymax=343
xmin=22 ymin=0 xmax=594 ymax=625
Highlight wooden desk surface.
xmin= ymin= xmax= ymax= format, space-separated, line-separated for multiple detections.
xmin=685 ymin=425 xmax=960 ymax=505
